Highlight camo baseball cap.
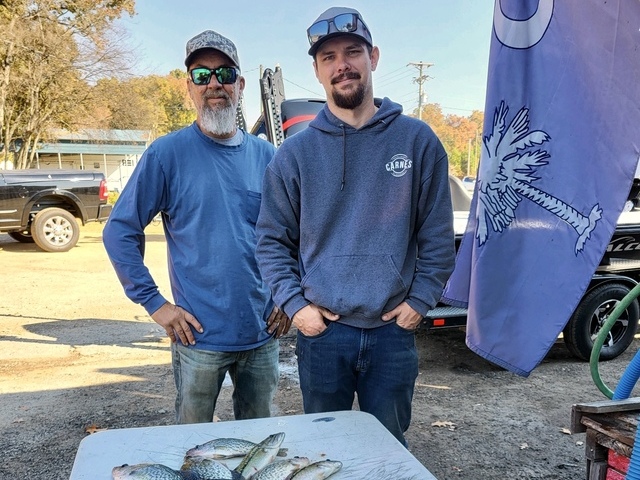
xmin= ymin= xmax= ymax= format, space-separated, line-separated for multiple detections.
xmin=184 ymin=30 xmax=240 ymax=69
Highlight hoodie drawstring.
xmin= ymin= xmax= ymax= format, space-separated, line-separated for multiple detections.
xmin=340 ymin=125 xmax=346 ymax=191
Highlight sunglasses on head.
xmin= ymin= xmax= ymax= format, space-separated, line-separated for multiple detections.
xmin=189 ymin=66 xmax=238 ymax=86
xmin=307 ymin=13 xmax=368 ymax=46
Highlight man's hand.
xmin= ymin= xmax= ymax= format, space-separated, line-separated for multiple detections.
xmin=293 ymin=304 xmax=340 ymax=336
xmin=151 ymin=302 xmax=203 ymax=345
xmin=382 ymin=302 xmax=423 ymax=330
xmin=266 ymin=306 xmax=291 ymax=338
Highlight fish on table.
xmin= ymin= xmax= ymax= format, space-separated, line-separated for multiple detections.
xmin=289 ymin=460 xmax=343 ymax=479
xmin=112 ymin=432 xmax=342 ymax=480
xmin=180 ymin=456 xmax=242 ymax=479
xmin=112 ymin=459 xmax=239 ymax=480
xmin=233 ymin=432 xmax=286 ymax=479
xmin=112 ymin=463 xmax=184 ymax=480
xmin=252 ymin=456 xmax=311 ymax=480
xmin=185 ymin=437 xmax=287 ymax=460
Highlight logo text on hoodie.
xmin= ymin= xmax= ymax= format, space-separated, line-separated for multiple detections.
xmin=386 ymin=154 xmax=413 ymax=177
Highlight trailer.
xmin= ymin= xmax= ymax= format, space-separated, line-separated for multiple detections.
xmin=425 ymin=204 xmax=640 ymax=362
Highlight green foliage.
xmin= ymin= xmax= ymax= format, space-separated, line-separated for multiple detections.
xmin=414 ymin=103 xmax=483 ymax=180
xmin=91 ymin=73 xmax=195 ymax=136
xmin=107 ymin=191 xmax=120 ymax=205
xmin=157 ymin=75 xmax=196 ymax=134
xmin=169 ymin=69 xmax=188 ymax=79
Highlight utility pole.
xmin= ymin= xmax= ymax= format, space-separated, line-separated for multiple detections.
xmin=467 ymin=138 xmax=472 ymax=177
xmin=407 ymin=62 xmax=434 ymax=121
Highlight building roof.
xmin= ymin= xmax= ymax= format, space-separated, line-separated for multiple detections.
xmin=36 ymin=128 xmax=152 ymax=155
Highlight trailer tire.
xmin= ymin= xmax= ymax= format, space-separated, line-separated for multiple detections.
xmin=32 ymin=208 xmax=79 ymax=252
xmin=563 ymin=283 xmax=639 ymax=361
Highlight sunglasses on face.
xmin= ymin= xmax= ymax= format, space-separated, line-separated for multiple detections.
xmin=307 ymin=13 xmax=368 ymax=46
xmin=189 ymin=66 xmax=238 ymax=86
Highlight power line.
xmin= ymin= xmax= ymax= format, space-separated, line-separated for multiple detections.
xmin=377 ymin=69 xmax=411 ymax=83
xmin=283 ymin=78 xmax=324 ymax=97
xmin=396 ymin=92 xmax=417 ymax=102
xmin=375 ymin=65 xmax=410 ymax=81
xmin=376 ymin=71 xmax=414 ymax=90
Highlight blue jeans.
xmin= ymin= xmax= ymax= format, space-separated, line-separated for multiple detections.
xmin=296 ymin=321 xmax=419 ymax=446
xmin=171 ymin=338 xmax=279 ymax=423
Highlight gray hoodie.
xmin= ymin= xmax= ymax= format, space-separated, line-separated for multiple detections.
xmin=256 ymin=97 xmax=455 ymax=328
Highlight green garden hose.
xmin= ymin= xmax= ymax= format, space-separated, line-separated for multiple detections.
xmin=590 ymin=282 xmax=640 ymax=398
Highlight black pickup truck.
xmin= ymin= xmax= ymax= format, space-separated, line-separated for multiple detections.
xmin=0 ymin=169 xmax=112 ymax=252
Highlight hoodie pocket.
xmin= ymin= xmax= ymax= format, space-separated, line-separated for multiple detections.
xmin=244 ymin=191 xmax=262 ymax=226
xmin=301 ymin=255 xmax=407 ymax=318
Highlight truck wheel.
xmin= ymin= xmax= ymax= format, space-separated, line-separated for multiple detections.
xmin=31 ymin=208 xmax=79 ymax=252
xmin=563 ymin=283 xmax=639 ymax=361
xmin=8 ymin=230 xmax=35 ymax=243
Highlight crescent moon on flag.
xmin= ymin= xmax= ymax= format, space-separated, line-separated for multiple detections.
xmin=493 ymin=0 xmax=554 ymax=49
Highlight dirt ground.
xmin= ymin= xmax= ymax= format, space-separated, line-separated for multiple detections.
xmin=1 ymin=222 xmax=640 ymax=479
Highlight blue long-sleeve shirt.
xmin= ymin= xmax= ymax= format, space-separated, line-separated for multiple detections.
xmin=103 ymin=123 xmax=277 ymax=351
xmin=256 ymin=98 xmax=455 ymax=328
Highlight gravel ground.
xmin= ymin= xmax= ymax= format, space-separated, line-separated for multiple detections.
xmin=1 ymin=222 xmax=639 ymax=479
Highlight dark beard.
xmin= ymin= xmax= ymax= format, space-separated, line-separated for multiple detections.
xmin=330 ymin=72 xmax=366 ymax=110
xmin=332 ymin=82 xmax=366 ymax=109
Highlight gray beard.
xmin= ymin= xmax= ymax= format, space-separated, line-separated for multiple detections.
xmin=199 ymin=99 xmax=238 ymax=136
xmin=332 ymin=83 xmax=366 ymax=110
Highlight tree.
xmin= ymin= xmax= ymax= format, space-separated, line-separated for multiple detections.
xmin=88 ymin=70 xmax=195 ymax=136
xmin=414 ymin=103 xmax=483 ymax=179
xmin=159 ymin=70 xmax=196 ymax=134
xmin=92 ymin=77 xmax=164 ymax=132
xmin=4 ymin=18 xmax=86 ymax=168
xmin=0 ymin=0 xmax=135 ymax=169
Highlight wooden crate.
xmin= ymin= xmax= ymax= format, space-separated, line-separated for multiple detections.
xmin=571 ymin=398 xmax=640 ymax=480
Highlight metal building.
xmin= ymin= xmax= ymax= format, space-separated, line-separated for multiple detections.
xmin=35 ymin=129 xmax=152 ymax=192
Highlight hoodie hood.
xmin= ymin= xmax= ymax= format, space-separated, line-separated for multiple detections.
xmin=309 ymin=97 xmax=403 ymax=135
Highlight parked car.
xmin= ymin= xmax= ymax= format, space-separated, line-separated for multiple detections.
xmin=461 ymin=176 xmax=476 ymax=192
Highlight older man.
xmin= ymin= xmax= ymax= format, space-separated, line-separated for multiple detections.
xmin=103 ymin=30 xmax=289 ymax=424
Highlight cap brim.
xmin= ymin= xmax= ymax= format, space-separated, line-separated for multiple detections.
xmin=308 ymin=33 xmax=371 ymax=56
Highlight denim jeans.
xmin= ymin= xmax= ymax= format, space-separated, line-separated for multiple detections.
xmin=296 ymin=321 xmax=419 ymax=446
xmin=171 ymin=338 xmax=279 ymax=423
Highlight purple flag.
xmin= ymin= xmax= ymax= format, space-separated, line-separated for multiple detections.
xmin=442 ymin=0 xmax=640 ymax=376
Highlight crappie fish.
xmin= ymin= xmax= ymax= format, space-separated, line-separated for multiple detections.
xmin=185 ymin=437 xmax=288 ymax=460
xmin=252 ymin=456 xmax=311 ymax=480
xmin=112 ymin=463 xmax=183 ymax=480
xmin=289 ymin=460 xmax=343 ymax=479
xmin=185 ymin=437 xmax=264 ymax=460
xmin=233 ymin=432 xmax=286 ymax=479
xmin=180 ymin=456 xmax=241 ymax=480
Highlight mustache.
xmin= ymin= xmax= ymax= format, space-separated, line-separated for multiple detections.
xmin=331 ymin=72 xmax=361 ymax=84
xmin=203 ymin=91 xmax=231 ymax=101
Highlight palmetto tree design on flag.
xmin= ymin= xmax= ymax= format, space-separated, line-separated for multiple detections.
xmin=477 ymin=101 xmax=602 ymax=253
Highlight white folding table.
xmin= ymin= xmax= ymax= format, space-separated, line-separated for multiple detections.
xmin=70 ymin=410 xmax=436 ymax=479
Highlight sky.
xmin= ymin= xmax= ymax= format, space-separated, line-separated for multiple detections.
xmin=117 ymin=1 xmax=494 ymax=125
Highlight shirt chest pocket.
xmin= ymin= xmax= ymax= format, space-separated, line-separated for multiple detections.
xmin=244 ymin=191 xmax=262 ymax=225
